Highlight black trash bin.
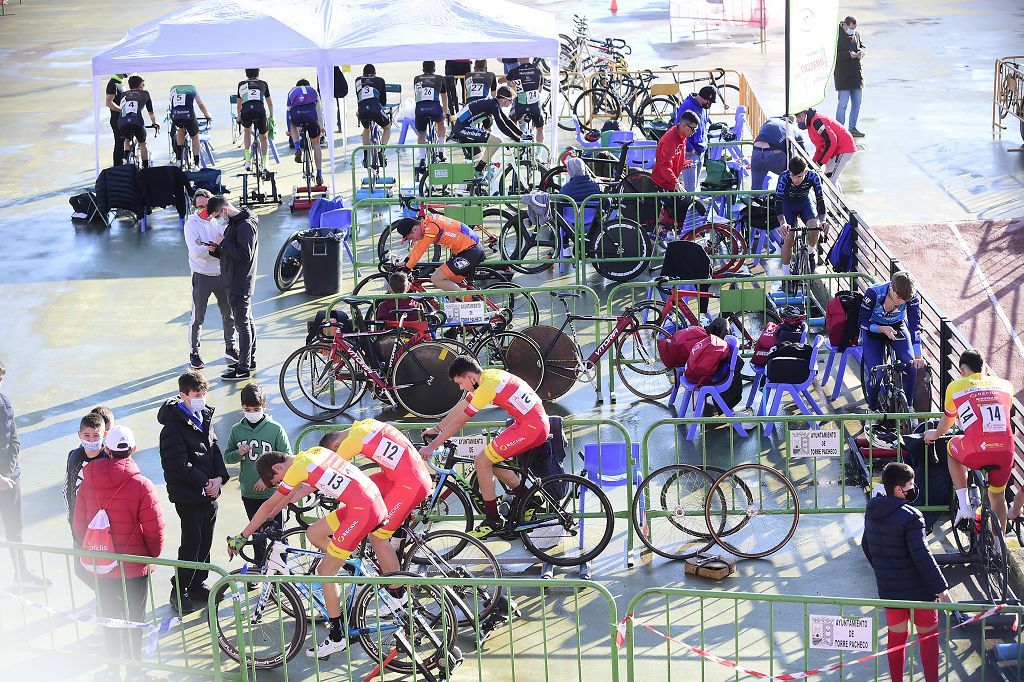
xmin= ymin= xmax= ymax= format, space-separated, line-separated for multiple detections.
xmin=298 ymin=230 xmax=342 ymax=296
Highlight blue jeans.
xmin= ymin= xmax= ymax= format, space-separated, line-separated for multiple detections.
xmin=750 ymin=147 xmax=787 ymax=190
xmin=836 ymin=89 xmax=863 ymax=130
xmin=860 ymin=326 xmax=916 ymax=411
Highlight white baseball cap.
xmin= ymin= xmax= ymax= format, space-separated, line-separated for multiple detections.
xmin=104 ymin=425 xmax=137 ymax=453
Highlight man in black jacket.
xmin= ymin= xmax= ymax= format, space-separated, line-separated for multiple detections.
xmin=862 ymin=462 xmax=948 ymax=682
xmin=834 ymin=16 xmax=866 ymax=137
xmin=206 ymin=196 xmax=258 ymax=381
xmin=158 ymin=370 xmax=230 ymax=613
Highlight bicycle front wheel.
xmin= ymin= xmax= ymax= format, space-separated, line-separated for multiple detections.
xmin=401 ymin=530 xmax=503 ymax=628
xmin=705 ymin=464 xmax=799 ymax=559
xmin=273 ymin=231 xmax=303 ymax=291
xmin=472 ymin=330 xmax=545 ymax=392
xmin=214 ymin=574 xmax=307 ymax=669
xmin=522 ymin=325 xmax=578 ymax=400
xmin=982 ymin=514 xmax=1009 ymax=602
xmin=590 ymin=218 xmax=651 ymax=282
xmin=391 ymin=342 xmax=468 ymax=418
xmin=632 ymin=465 xmax=720 ymax=560
xmin=278 ymin=344 xmax=351 ymax=422
xmin=615 ymin=323 xmax=674 ymax=400
xmin=499 ymin=210 xmax=561 ymax=274
xmin=518 ymin=474 xmax=614 ymax=567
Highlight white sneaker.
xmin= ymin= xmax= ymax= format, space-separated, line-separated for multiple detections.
xmin=377 ymin=591 xmax=409 ymax=617
xmin=306 ymin=635 xmax=347 ymax=659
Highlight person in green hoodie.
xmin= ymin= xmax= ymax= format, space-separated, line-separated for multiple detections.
xmin=223 ymin=383 xmax=291 ymax=565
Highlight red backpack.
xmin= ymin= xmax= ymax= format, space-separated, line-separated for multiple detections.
xmin=825 ymin=291 xmax=863 ymax=349
xmin=751 ymin=323 xmax=780 ymax=367
xmin=684 ymin=335 xmax=731 ymax=385
xmin=657 ymin=326 xmax=709 ymax=369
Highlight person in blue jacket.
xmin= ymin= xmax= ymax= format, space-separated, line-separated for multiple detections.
xmin=671 ymin=85 xmax=716 ymax=191
xmin=862 ymin=462 xmax=949 ymax=682
xmin=557 ymin=157 xmax=603 ymax=252
xmin=858 ymin=271 xmax=926 ymax=417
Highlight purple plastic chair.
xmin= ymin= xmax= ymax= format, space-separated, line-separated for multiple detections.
xmin=669 ymin=335 xmax=748 ymax=441
xmin=823 ymin=343 xmax=864 ymax=400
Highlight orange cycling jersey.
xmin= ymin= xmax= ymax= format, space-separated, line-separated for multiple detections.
xmin=464 ymin=368 xmax=546 ymax=423
xmin=334 ymin=418 xmax=431 ymax=487
xmin=943 ymin=373 xmax=1014 ymax=451
xmin=403 ymin=214 xmax=480 ymax=270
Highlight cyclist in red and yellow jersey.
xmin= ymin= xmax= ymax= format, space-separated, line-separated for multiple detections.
xmin=925 ymin=350 xmax=1015 ymax=533
xmin=394 ymin=214 xmax=485 ymax=294
xmin=228 ymin=447 xmax=387 ymax=660
xmin=421 ymin=356 xmax=549 ymax=539
xmin=318 ymin=420 xmax=432 ymax=575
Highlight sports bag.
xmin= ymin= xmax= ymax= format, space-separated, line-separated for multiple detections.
xmin=825 ymin=290 xmax=863 ymax=349
xmin=684 ymin=335 xmax=730 ymax=386
xmin=657 ymin=326 xmax=709 ymax=369
xmin=751 ymin=323 xmax=779 ymax=367
xmin=765 ymin=341 xmax=814 ymax=384
xmin=80 ymin=475 xmax=138 ymax=575
xmin=520 ymin=416 xmax=569 ymax=501
xmin=827 ymin=221 xmax=857 ymax=272
xmin=700 ymin=158 xmax=739 ymax=191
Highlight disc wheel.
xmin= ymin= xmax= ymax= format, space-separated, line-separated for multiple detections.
xmin=521 ymin=325 xmax=578 ymax=400
xmin=471 ymin=331 xmax=545 ymax=391
xmin=632 ymin=464 xmax=721 ymax=560
xmin=705 ymin=464 xmax=799 ymax=559
xmin=391 ymin=341 xmax=470 ymax=418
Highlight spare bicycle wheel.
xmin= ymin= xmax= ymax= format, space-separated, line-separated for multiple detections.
xmin=273 ymin=231 xmax=303 ymax=291
xmin=704 ymin=464 xmax=799 ymax=559
xmin=632 ymin=464 xmax=720 ymax=560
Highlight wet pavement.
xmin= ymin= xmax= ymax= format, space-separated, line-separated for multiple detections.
xmin=1 ymin=0 xmax=1023 ymax=679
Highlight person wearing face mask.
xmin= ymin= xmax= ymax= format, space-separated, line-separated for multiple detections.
xmin=63 ymin=412 xmax=109 ymax=536
xmin=862 ymin=462 xmax=949 ymax=682
xmin=184 ymin=189 xmax=237 ymax=372
xmin=671 ymin=85 xmax=716 ymax=192
xmin=223 ymin=383 xmax=290 ymax=566
xmin=795 ymin=107 xmax=856 ymax=188
xmin=157 ymin=370 xmax=230 ymax=614
xmin=834 ymin=16 xmax=866 ymax=137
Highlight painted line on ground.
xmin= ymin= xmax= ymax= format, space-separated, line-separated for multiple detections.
xmin=946 ymin=221 xmax=1024 ymax=361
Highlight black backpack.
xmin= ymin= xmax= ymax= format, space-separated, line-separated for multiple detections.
xmin=765 ymin=342 xmax=814 ymax=385
xmin=519 ymin=416 xmax=569 ymax=501
xmin=69 ymin=191 xmax=105 ymax=225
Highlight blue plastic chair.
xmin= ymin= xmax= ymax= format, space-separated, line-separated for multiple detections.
xmin=670 ymin=335 xmax=748 ymax=441
xmin=604 ymin=130 xmax=635 ymax=147
xmin=559 ymin=204 xmax=598 ymax=258
xmin=624 ymin=141 xmax=657 ymax=170
xmin=578 ymin=442 xmax=642 ymax=577
xmin=319 ymin=208 xmax=357 ymax=277
xmin=760 ymin=336 xmax=827 ymax=436
xmin=823 ymin=343 xmax=864 ymax=400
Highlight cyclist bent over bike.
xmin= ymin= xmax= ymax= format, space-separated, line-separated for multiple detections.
xmin=286 ymin=79 xmax=326 ymax=186
xmin=775 ymin=155 xmax=828 ymax=280
xmin=394 ymin=214 xmax=485 ymax=295
xmin=420 ymin=357 xmax=550 ymax=539
xmin=228 ymin=447 xmax=387 ymax=659
xmin=925 ymin=349 xmax=1015 ymax=533
xmin=450 ymin=86 xmax=521 ymax=181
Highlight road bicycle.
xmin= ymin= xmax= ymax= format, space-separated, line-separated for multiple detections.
xmin=364 ymin=104 xmax=395 ymax=193
xmin=523 ymin=291 xmax=673 ymax=401
xmin=417 ymin=441 xmax=615 ymax=568
xmin=947 ymin=460 xmax=1010 ymax=603
xmin=291 ymin=121 xmax=324 ymax=211
xmin=167 ymin=117 xmax=211 ymax=171
xmin=496 ymin=132 xmax=547 ymax=197
xmin=778 ymin=224 xmax=823 ymax=295
xmin=214 ymin=525 xmax=461 ymax=676
xmin=238 ymin=121 xmax=281 ymax=207
xmin=631 ymin=462 xmax=799 ymax=560
xmin=121 ymin=123 xmax=160 ymax=168
xmin=278 ymin=303 xmax=475 ymax=421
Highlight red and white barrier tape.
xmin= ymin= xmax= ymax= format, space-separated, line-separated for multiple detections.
xmin=617 ymin=605 xmax=1004 ymax=680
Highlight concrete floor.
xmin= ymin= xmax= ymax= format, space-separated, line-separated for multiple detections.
xmin=1 ymin=0 xmax=1023 ymax=680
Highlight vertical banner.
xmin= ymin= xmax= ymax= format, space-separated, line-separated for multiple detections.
xmin=785 ymin=0 xmax=840 ymax=114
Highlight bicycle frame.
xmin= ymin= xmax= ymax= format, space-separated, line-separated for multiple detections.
xmin=549 ymin=295 xmax=641 ymax=373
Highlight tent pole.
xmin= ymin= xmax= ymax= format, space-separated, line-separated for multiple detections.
xmin=93 ymin=75 xmax=103 ymax=177
xmin=549 ymin=53 xmax=559 ymax=161
xmin=318 ymin=61 xmax=336 ymax=195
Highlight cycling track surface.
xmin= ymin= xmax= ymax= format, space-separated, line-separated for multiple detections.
xmin=872 ymin=219 xmax=1024 ymax=403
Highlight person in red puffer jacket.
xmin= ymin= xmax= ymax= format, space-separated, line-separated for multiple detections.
xmin=73 ymin=425 xmax=165 ymax=682
xmin=796 ymin=108 xmax=857 ymax=187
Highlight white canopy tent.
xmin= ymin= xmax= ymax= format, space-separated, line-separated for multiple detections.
xmin=91 ymin=0 xmax=560 ymax=192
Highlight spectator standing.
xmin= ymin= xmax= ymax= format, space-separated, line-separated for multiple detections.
xmin=862 ymin=462 xmax=948 ymax=682
xmin=158 ymin=370 xmax=229 ymax=614
xmin=90 ymin=405 xmax=115 ymax=431
xmin=207 ymin=196 xmax=258 ymax=381
xmin=671 ymin=85 xmax=716 ymax=191
xmin=652 ymin=111 xmax=698 ymax=226
xmin=749 ymin=115 xmax=803 ymax=191
xmin=796 ymin=108 xmax=856 ymax=187
xmin=73 ymin=425 xmax=165 ymax=682
xmin=0 ymin=361 xmax=47 ymax=586
xmin=105 ymin=73 xmax=130 ymax=166
xmin=834 ymin=16 xmax=866 ymax=137
xmin=63 ymin=412 xmax=108 ymax=533
xmin=223 ymin=384 xmax=290 ymax=565
xmin=183 ymin=189 xmax=237 ymax=371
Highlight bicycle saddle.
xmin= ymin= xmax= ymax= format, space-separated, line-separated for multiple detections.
xmin=549 ymin=291 xmax=582 ymax=300
xmin=660 ymin=64 xmax=679 ymax=71
xmin=341 ymin=296 xmax=372 ymax=306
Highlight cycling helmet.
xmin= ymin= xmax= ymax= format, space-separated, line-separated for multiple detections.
xmin=496 ymin=85 xmax=514 ymax=100
xmin=394 ymin=217 xmax=418 ymax=242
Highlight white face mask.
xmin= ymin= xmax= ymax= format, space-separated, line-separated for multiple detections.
xmin=244 ymin=410 xmax=264 ymax=423
xmin=845 ymin=26 xmax=856 ymax=35
xmin=190 ymin=396 xmax=206 ymax=414
xmin=82 ymin=439 xmax=103 ymax=453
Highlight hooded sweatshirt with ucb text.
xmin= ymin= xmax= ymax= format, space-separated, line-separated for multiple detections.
xmin=223 ymin=415 xmax=291 ymax=500
xmin=157 ymin=397 xmax=230 ymax=504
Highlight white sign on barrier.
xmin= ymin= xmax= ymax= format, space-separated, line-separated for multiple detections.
xmin=809 ymin=614 xmax=873 ymax=652
xmin=789 ymin=428 xmax=842 ymax=458
xmin=450 ymin=435 xmax=487 ymax=458
xmin=445 ymin=301 xmax=488 ymax=325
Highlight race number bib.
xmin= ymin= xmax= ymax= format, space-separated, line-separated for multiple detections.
xmin=417 ymin=86 xmax=435 ymax=102
xmin=358 ymin=85 xmax=375 ymax=101
xmin=314 ymin=456 xmax=353 ymax=497
xmin=981 ymin=403 xmax=1007 ymax=433
xmin=372 ymin=437 xmax=406 ymax=470
xmin=507 ymin=385 xmax=538 ymax=415
xmin=522 ymin=89 xmax=541 ymax=104
xmin=246 ymin=88 xmax=262 ymax=102
xmin=121 ymin=100 xmax=138 ymax=114
xmin=468 ymin=82 xmax=486 ymax=98
xmin=172 ymin=93 xmax=188 ymax=107
xmin=957 ymin=401 xmax=978 ymax=430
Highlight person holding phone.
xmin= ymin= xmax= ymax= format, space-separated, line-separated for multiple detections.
xmin=182 ymin=189 xmax=236 ymax=371
xmin=858 ymin=272 xmax=925 ymax=439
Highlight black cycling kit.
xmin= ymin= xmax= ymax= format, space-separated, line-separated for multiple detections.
xmin=413 ymin=73 xmax=446 ymax=134
xmin=506 ymin=62 xmax=545 ymax=126
xmin=354 ymin=75 xmax=389 ymax=129
xmin=451 ymin=98 xmax=521 ymax=144
xmin=236 ymin=78 xmax=271 ymax=134
xmin=465 ymin=71 xmax=497 ymax=104
xmin=118 ymin=90 xmax=154 ymax=141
